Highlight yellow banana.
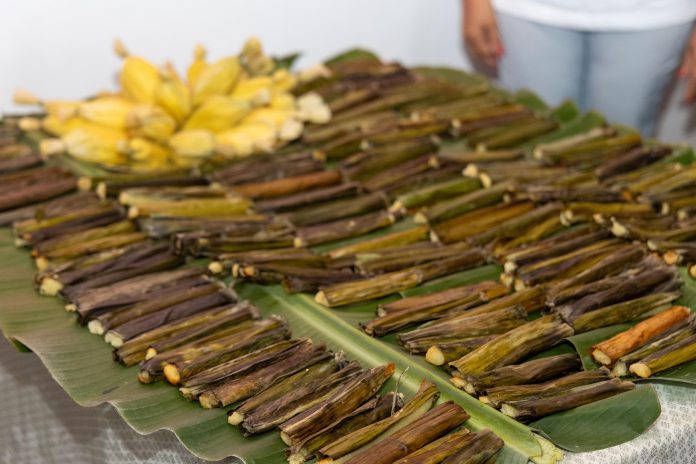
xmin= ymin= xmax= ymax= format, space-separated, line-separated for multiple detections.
xmin=124 ymin=137 xmax=173 ymax=164
xmin=155 ymin=63 xmax=192 ymax=123
xmin=187 ymin=44 xmax=208 ymax=88
xmin=183 ymin=96 xmax=250 ymax=132
xmin=240 ymin=37 xmax=274 ymax=76
xmin=114 ymin=39 xmax=160 ymax=104
xmin=241 ymin=107 xmax=293 ymax=130
xmin=271 ymin=69 xmax=297 ymax=94
xmin=42 ymin=115 xmax=84 ymax=136
xmin=13 ymin=89 xmax=80 ymax=120
xmin=78 ymin=96 xmax=134 ymax=129
xmin=169 ymin=129 xmax=215 ymax=158
xmin=214 ymin=127 xmax=255 ymax=158
xmin=39 ymin=138 xmax=66 ymax=157
xmin=269 ymin=93 xmax=295 ymax=111
xmin=191 ymin=56 xmax=241 ymax=106
xmin=18 ymin=117 xmax=42 ymax=132
xmin=216 ymin=123 xmax=276 ymax=157
xmin=126 ymin=105 xmax=177 ymax=143
xmin=229 ymin=76 xmax=272 ymax=106
xmin=61 ymin=126 xmax=127 ymax=165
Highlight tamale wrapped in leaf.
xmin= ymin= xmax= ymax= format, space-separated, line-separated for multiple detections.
xmin=630 ymin=333 xmax=696 ymax=378
xmin=501 ymin=226 xmax=605 ymax=272
xmin=430 ymin=200 xmax=533 ymax=244
xmin=397 ymin=307 xmax=528 ymax=347
xmin=571 ymin=291 xmax=681 ymax=333
xmin=326 ymin=225 xmax=429 ymax=259
xmin=232 ymin=169 xmax=343 ymax=199
xmin=95 ymin=174 xmax=208 ymax=199
xmin=414 ymin=181 xmax=513 ymax=225
xmin=591 ymin=306 xmax=691 ymax=366
xmin=316 ymin=380 xmax=439 ymax=463
xmin=105 ymin=290 xmax=238 ymax=347
xmin=241 ymin=363 xmax=364 ymax=435
xmin=342 ymin=401 xmax=469 ymax=464
xmin=481 ymin=368 xmax=612 ymax=408
xmin=255 ymin=183 xmax=361 ymax=212
xmin=139 ymin=315 xmax=290 ymax=384
xmin=67 ymin=268 xmax=205 ymax=318
xmin=0 ymin=171 xmax=76 ymax=211
xmin=595 ymin=145 xmax=672 ymax=179
xmin=42 ymin=242 xmax=182 ymax=297
xmin=514 ymin=240 xmax=624 ymax=289
xmin=439 ymin=429 xmax=504 ymax=464
xmin=343 ymin=138 xmax=436 ymax=181
xmin=315 ymin=268 xmax=422 ymax=307
xmin=465 ymin=286 xmax=546 ymax=316
xmin=377 ymin=280 xmax=504 ymax=315
xmin=362 ymin=154 xmax=441 ymax=193
xmin=500 ymin=378 xmax=635 ymax=422
xmin=92 ymin=281 xmax=225 ymax=334
xmin=0 ymin=191 xmax=101 ymax=226
xmin=391 ymin=177 xmax=481 ymax=211
xmin=449 ymin=314 xmax=574 ymax=377
xmin=224 ymin=353 xmax=340 ymax=422
xmin=554 ymin=263 xmax=676 ymax=322
xmin=33 ymin=219 xmax=135 ymax=256
xmin=279 ymin=363 xmax=395 ymax=445
xmin=184 ymin=339 xmax=304 ymax=397
xmin=282 ymin=192 xmax=388 ymax=227
xmin=316 ymin=250 xmax=485 ymax=307
xmin=15 ymin=204 xmax=124 ymax=245
xmin=198 ymin=342 xmax=331 ymax=408
xmin=209 ymin=151 xmax=323 ymax=185
xmin=355 ymin=242 xmax=483 ymax=276
xmin=423 ymin=336 xmax=499 ymax=365
xmin=390 ymin=429 xmax=472 ymax=464
xmin=361 ymin=281 xmax=506 ymax=335
xmin=295 ymin=210 xmax=397 ymax=247
xmin=286 ymin=393 xmax=402 ymax=464
xmin=533 ymin=127 xmax=615 ymax=161
xmin=543 ymin=244 xmax=645 ymax=294
xmin=454 ymin=353 xmax=581 ymax=395
xmin=114 ymin=303 xmax=260 ymax=366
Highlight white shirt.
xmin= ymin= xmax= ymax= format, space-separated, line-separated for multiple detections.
xmin=492 ymin=0 xmax=696 ymax=31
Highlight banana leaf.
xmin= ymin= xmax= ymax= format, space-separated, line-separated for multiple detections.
xmin=512 ymin=90 xmax=548 ymax=113
xmin=0 ymin=216 xmax=668 ymax=458
xmin=529 ymin=386 xmax=661 ymax=452
xmin=548 ymin=100 xmax=580 ymax=124
xmin=411 ymin=66 xmax=487 ymax=87
xmin=664 ymin=144 xmax=696 ymax=166
xmin=324 ymin=48 xmax=381 ymax=66
xmin=529 ymin=112 xmax=606 ymax=146
xmin=0 ymin=229 xmax=541 ymax=463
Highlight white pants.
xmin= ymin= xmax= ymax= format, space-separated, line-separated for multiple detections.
xmin=496 ymin=13 xmax=694 ymax=135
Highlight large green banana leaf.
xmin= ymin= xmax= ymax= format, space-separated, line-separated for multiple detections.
xmin=0 ymin=229 xmax=542 ymax=463
xmin=0 ymin=217 xmax=664 ymax=461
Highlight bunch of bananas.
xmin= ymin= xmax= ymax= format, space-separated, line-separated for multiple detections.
xmin=14 ymin=37 xmax=331 ymax=171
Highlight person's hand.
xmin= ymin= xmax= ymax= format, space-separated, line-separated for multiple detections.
xmin=462 ymin=0 xmax=503 ymax=68
xmin=679 ymin=26 xmax=696 ymax=103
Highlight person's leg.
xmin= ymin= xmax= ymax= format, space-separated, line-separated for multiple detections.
xmin=584 ymin=23 xmax=693 ymax=135
xmin=496 ymin=12 xmax=585 ymax=106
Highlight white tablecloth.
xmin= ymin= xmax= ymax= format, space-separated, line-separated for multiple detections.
xmin=1 ymin=338 xmax=694 ymax=464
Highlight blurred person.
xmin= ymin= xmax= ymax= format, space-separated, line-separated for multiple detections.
xmin=462 ymin=0 xmax=696 ymax=135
